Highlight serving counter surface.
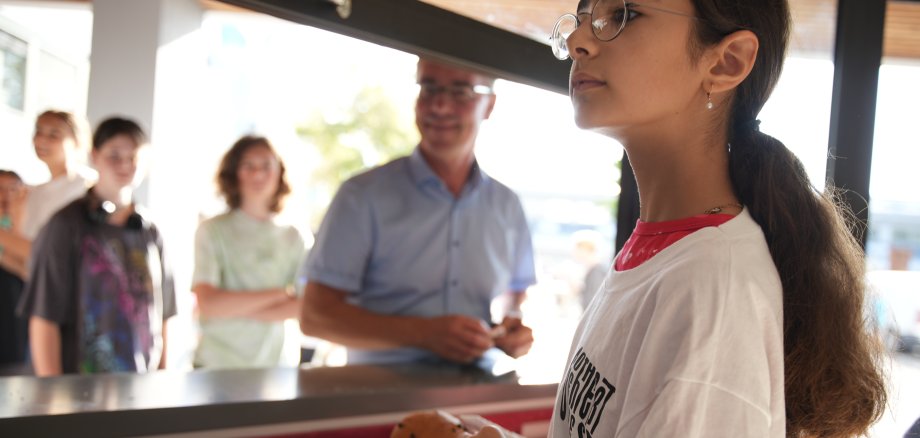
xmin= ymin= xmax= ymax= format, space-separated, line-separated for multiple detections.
xmin=0 ymin=363 xmax=557 ymax=437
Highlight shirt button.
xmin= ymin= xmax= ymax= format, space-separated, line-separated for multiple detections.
xmin=452 ymin=240 xmax=460 ymax=247
xmin=451 ymin=280 xmax=459 ymax=287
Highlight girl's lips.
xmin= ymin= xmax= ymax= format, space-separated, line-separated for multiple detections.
xmin=571 ymin=72 xmax=606 ymax=92
xmin=572 ymin=79 xmax=606 ymax=91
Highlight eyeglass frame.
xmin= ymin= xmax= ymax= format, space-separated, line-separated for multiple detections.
xmin=551 ymin=0 xmax=705 ymax=60
xmin=416 ymin=82 xmax=494 ymax=104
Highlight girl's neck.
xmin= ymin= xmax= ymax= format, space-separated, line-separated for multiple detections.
xmin=91 ymin=185 xmax=134 ymax=226
xmin=93 ymin=185 xmax=133 ymax=209
xmin=239 ymin=199 xmax=272 ymax=221
xmin=47 ymin=162 xmax=71 ymax=180
xmin=625 ymin=133 xmax=738 ymax=223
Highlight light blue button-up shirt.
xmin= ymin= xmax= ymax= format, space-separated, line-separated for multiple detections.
xmin=307 ymin=147 xmax=537 ymax=364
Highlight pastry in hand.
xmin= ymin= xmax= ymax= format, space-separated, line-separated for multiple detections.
xmin=390 ymin=410 xmax=508 ymax=438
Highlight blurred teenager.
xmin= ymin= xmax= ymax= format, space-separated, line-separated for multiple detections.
xmin=19 ymin=117 xmax=176 ymax=376
xmin=0 ymin=111 xmax=93 ymax=278
xmin=192 ymin=136 xmax=307 ymax=368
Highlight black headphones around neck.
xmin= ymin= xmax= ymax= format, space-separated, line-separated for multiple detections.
xmin=89 ymin=200 xmax=144 ymax=230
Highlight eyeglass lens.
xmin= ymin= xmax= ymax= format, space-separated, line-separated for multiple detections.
xmin=552 ymin=0 xmax=629 ymax=60
xmin=418 ymin=84 xmax=489 ymax=103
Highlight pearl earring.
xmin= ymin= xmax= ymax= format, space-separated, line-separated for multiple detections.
xmin=706 ymin=91 xmax=714 ymax=110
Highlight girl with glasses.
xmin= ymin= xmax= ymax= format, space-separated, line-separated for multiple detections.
xmin=549 ymin=0 xmax=886 ymax=437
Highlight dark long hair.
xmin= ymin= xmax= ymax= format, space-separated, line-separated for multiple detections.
xmin=689 ymin=1 xmax=886 ymax=436
xmin=216 ymin=135 xmax=291 ymax=213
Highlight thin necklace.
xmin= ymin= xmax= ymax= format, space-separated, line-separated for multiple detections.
xmin=704 ymin=203 xmax=743 ymax=215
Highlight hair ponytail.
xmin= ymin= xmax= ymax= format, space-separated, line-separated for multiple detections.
xmin=728 ymin=124 xmax=886 ymax=437
xmin=692 ymin=0 xmax=888 ymax=434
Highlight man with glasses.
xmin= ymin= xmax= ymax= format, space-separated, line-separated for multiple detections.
xmin=300 ymin=58 xmax=536 ymax=367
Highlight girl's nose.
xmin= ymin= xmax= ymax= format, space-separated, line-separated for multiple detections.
xmin=568 ymin=17 xmax=598 ymax=60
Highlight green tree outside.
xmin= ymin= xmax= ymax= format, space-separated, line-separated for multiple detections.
xmin=297 ymin=85 xmax=419 ymax=229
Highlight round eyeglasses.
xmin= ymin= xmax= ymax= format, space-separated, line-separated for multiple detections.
xmin=416 ymin=82 xmax=494 ymax=104
xmin=551 ymin=0 xmax=702 ymax=60
xmin=552 ymin=0 xmax=633 ymax=60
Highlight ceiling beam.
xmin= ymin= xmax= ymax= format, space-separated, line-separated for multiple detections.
xmin=217 ymin=0 xmax=570 ymax=94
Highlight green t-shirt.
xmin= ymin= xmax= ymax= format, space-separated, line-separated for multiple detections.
xmin=192 ymin=210 xmax=307 ymax=368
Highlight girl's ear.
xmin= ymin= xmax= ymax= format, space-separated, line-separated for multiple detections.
xmin=705 ymin=29 xmax=759 ymax=94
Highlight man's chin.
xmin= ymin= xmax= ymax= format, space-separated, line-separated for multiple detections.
xmin=422 ymin=139 xmax=462 ymax=152
xmin=422 ymin=132 xmax=460 ymax=147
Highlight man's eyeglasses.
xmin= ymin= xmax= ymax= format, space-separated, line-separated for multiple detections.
xmin=551 ymin=0 xmax=700 ymax=60
xmin=417 ymin=83 xmax=493 ymax=104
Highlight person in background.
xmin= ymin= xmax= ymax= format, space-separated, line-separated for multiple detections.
xmin=18 ymin=117 xmax=176 ymax=376
xmin=546 ymin=0 xmax=887 ymax=436
xmin=0 ymin=170 xmax=29 ymax=373
xmin=906 ymin=416 xmax=920 ymax=438
xmin=571 ymin=229 xmax=607 ymax=312
xmin=300 ymin=58 xmax=537 ymax=367
xmin=0 ymin=110 xmax=93 ymax=278
xmin=192 ymin=136 xmax=307 ymax=369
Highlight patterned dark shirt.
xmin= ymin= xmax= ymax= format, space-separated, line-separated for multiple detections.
xmin=18 ymin=189 xmax=176 ymax=373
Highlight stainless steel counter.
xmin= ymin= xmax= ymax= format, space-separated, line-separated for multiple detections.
xmin=0 ymin=364 xmax=557 ymax=437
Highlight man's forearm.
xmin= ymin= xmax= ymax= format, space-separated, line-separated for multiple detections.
xmin=300 ymin=282 xmax=424 ymax=350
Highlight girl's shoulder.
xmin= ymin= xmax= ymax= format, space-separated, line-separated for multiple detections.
xmin=194 ymin=211 xmax=236 ymax=237
xmin=622 ymin=213 xmax=778 ymax=303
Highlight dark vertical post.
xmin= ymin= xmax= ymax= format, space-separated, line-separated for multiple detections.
xmin=825 ymin=0 xmax=887 ymax=248
xmin=615 ymin=151 xmax=640 ymax=254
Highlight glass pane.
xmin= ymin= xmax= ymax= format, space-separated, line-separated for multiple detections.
xmin=479 ymin=80 xmax=619 ymax=384
xmin=0 ymin=29 xmax=27 ymax=111
xmin=760 ymin=0 xmax=837 ymax=187
xmin=196 ymin=9 xmax=623 ymax=381
xmin=422 ymin=0 xmax=839 ymax=187
xmin=0 ymin=3 xmax=92 ymax=185
xmin=867 ymin=2 xmax=920 ymax=436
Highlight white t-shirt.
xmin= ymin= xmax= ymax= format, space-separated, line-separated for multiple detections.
xmin=22 ymin=173 xmax=92 ymax=239
xmin=550 ymin=209 xmax=785 ymax=438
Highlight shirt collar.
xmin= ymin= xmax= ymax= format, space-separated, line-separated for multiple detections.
xmin=407 ymin=146 xmax=488 ymax=193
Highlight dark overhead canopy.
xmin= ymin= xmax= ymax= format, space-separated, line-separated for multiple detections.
xmin=420 ymin=0 xmax=920 ymax=61
xmin=217 ymin=0 xmax=571 ymax=94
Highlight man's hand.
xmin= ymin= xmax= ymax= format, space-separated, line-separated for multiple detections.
xmin=419 ymin=315 xmax=493 ymax=364
xmin=492 ymin=316 xmax=533 ymax=358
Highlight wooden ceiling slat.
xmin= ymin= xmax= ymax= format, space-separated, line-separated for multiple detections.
xmin=421 ymin=0 xmax=920 ymax=60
